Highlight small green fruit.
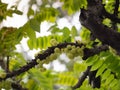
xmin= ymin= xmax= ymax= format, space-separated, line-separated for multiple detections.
xmin=67 ymin=45 xmax=72 ymax=50
xmin=67 ymin=53 xmax=74 ymax=59
xmin=54 ymin=48 xmax=61 ymax=53
xmin=50 ymin=39 xmax=58 ymax=46
xmin=50 ymin=53 xmax=58 ymax=60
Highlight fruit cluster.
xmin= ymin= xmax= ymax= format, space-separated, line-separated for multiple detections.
xmin=37 ymin=39 xmax=84 ymax=70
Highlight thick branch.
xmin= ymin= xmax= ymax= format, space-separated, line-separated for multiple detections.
xmin=83 ymin=45 xmax=108 ymax=60
xmin=86 ymin=0 xmax=120 ymax=26
xmin=80 ymin=9 xmax=120 ymax=52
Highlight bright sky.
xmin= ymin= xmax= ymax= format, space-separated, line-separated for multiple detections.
xmin=1 ymin=0 xmax=81 ymax=71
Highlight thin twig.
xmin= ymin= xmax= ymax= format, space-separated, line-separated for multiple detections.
xmin=6 ymin=56 xmax=9 ymax=73
xmin=72 ymin=66 xmax=91 ymax=90
xmin=114 ymin=0 xmax=119 ymax=16
xmin=11 ymin=82 xmax=28 ymax=90
xmin=103 ymin=7 xmax=120 ymax=23
xmin=112 ymin=0 xmax=119 ymax=30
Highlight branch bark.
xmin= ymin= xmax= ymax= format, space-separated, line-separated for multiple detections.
xmin=11 ymin=82 xmax=27 ymax=90
xmin=111 ymin=0 xmax=119 ymax=30
xmin=72 ymin=66 xmax=91 ymax=90
xmin=0 ymin=42 xmax=83 ymax=81
xmin=0 ymin=43 xmax=108 ymax=81
xmin=80 ymin=0 xmax=120 ymax=53
xmin=72 ymin=45 xmax=108 ymax=89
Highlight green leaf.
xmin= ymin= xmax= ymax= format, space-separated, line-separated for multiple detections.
xmin=27 ymin=8 xmax=34 ymax=17
xmin=27 ymin=40 xmax=33 ymax=50
xmin=62 ymin=27 xmax=70 ymax=41
xmin=110 ymin=79 xmax=118 ymax=87
xmin=112 ymin=65 xmax=120 ymax=73
xmin=86 ymin=55 xmax=99 ymax=66
xmin=37 ymin=37 xmax=43 ymax=49
xmin=71 ymin=26 xmax=77 ymax=38
xmin=43 ymin=36 xmax=48 ymax=49
xmin=104 ymin=54 xmax=115 ymax=64
xmin=65 ymin=36 xmax=71 ymax=42
xmin=27 ymin=28 xmax=36 ymax=41
xmin=96 ymin=63 xmax=107 ymax=77
xmin=14 ymin=10 xmax=23 ymax=15
xmin=21 ymin=22 xmax=36 ymax=41
xmin=73 ymin=62 xmax=87 ymax=73
xmin=51 ymin=27 xmax=60 ymax=34
xmin=102 ymin=69 xmax=111 ymax=81
xmin=26 ymin=79 xmax=39 ymax=90
xmin=9 ymin=54 xmax=26 ymax=71
xmin=29 ymin=68 xmax=53 ymax=90
xmin=55 ymin=35 xmax=63 ymax=42
xmin=91 ymin=60 xmax=103 ymax=71
xmin=112 ymin=82 xmax=120 ymax=90
xmin=57 ymin=73 xmax=78 ymax=86
xmin=27 ymin=39 xmax=37 ymax=50
xmin=36 ymin=7 xmax=58 ymax=22
xmin=48 ymin=23 xmax=58 ymax=32
xmin=29 ymin=19 xmax=40 ymax=32
xmin=15 ymin=28 xmax=24 ymax=43
xmin=107 ymin=59 xmax=119 ymax=70
xmin=80 ymin=27 xmax=91 ymax=42
xmin=105 ymin=74 xmax=114 ymax=85
xmin=61 ymin=0 xmax=87 ymax=14
xmin=100 ymin=51 xmax=112 ymax=57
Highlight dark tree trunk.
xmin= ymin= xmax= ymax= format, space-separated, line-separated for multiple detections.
xmin=79 ymin=0 xmax=120 ymax=53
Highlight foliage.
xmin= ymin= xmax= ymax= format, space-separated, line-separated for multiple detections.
xmin=0 ymin=0 xmax=120 ymax=90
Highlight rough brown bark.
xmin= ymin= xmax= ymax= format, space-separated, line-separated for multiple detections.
xmin=80 ymin=0 xmax=120 ymax=53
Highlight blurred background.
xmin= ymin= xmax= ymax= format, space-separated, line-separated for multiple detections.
xmin=1 ymin=0 xmax=81 ymax=72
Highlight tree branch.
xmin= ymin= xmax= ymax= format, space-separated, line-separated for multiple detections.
xmin=72 ymin=66 xmax=91 ymax=89
xmin=111 ymin=0 xmax=119 ymax=30
xmin=0 ymin=42 xmax=108 ymax=81
xmin=88 ymin=70 xmax=101 ymax=88
xmin=0 ymin=42 xmax=83 ymax=81
xmin=114 ymin=0 xmax=119 ymax=17
xmin=11 ymin=82 xmax=27 ymax=90
xmin=82 ymin=45 xmax=108 ymax=60
xmin=6 ymin=56 xmax=10 ymax=73
xmin=103 ymin=10 xmax=120 ymax=23
xmin=102 ymin=0 xmax=120 ymax=23
xmin=72 ymin=45 xmax=108 ymax=89
xmin=80 ymin=8 xmax=120 ymax=52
